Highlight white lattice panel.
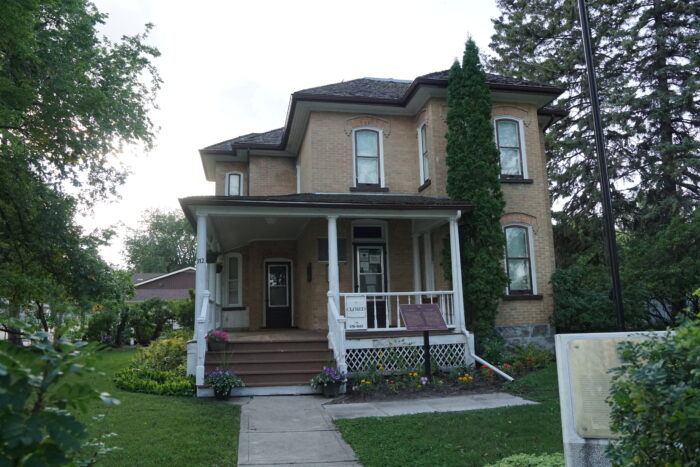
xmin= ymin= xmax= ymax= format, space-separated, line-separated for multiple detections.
xmin=346 ymin=343 xmax=467 ymax=373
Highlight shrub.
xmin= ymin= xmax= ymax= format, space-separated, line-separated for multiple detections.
xmin=0 ymin=332 xmax=119 ymax=465
xmin=486 ymin=453 xmax=564 ymax=467
xmin=114 ymin=367 xmax=194 ymax=397
xmin=130 ymin=334 xmax=189 ymax=372
xmin=512 ymin=344 xmax=554 ymax=370
xmin=480 ymin=334 xmax=508 ymax=364
xmin=114 ymin=333 xmax=194 ymax=397
xmin=128 ymin=297 xmax=174 ymax=345
xmin=171 ymin=291 xmax=195 ymax=330
xmin=606 ymin=316 xmax=700 ymax=465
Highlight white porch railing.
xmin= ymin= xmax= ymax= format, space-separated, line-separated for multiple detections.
xmin=326 ymin=292 xmax=347 ymax=374
xmin=338 ymin=291 xmax=456 ymax=332
xmin=195 ymin=290 xmax=213 ymax=386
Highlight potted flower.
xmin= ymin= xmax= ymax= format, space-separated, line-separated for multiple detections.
xmin=205 ymin=330 xmax=228 ymax=351
xmin=205 ymin=367 xmax=244 ymax=400
xmin=310 ymin=366 xmax=346 ymax=398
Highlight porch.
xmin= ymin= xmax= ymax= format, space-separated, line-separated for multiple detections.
xmin=179 ymin=194 xmax=478 ymax=393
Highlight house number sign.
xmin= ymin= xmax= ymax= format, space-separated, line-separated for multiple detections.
xmin=345 ymin=296 xmax=367 ymax=330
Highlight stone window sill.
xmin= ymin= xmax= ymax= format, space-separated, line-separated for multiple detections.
xmin=500 ymin=177 xmax=534 ymax=184
xmin=502 ymin=294 xmax=543 ymax=301
xmin=349 ymin=186 xmax=389 ymax=193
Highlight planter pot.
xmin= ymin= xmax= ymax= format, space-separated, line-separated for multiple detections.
xmin=213 ymin=386 xmax=231 ymax=400
xmin=208 ymin=340 xmax=226 ymax=352
xmin=322 ymin=382 xmax=341 ymax=398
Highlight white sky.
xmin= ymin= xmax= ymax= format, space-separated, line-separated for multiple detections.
xmin=83 ymin=0 xmax=500 ymax=267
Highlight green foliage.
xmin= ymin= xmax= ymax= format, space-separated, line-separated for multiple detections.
xmin=130 ymin=333 xmax=189 ymax=373
xmin=113 ymin=333 xmax=193 ymax=397
xmin=204 ymin=368 xmax=244 ymax=398
xmin=445 ymin=38 xmax=507 ymax=349
xmin=512 ymin=344 xmax=554 ymax=370
xmin=606 ymin=316 xmax=700 ymax=466
xmin=113 ymin=368 xmax=194 ymax=397
xmin=128 ymin=297 xmax=174 ymax=346
xmin=480 ymin=334 xmax=508 ymax=364
xmin=0 ymin=332 xmax=119 ymax=465
xmin=171 ymin=290 xmax=195 ymax=330
xmin=0 ymin=0 xmax=159 ymax=337
xmin=124 ymin=209 xmax=196 ymax=273
xmin=486 ymin=453 xmax=564 ymax=467
xmin=489 ymin=0 xmax=699 ymax=231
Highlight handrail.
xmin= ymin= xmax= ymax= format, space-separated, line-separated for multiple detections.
xmin=339 ymin=290 xmax=454 ymax=297
xmin=195 ymin=291 xmax=211 ymax=386
xmin=327 ymin=292 xmax=347 ymax=374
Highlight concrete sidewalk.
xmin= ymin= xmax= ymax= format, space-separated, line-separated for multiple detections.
xmin=324 ymin=391 xmax=537 ymax=420
xmin=235 ymin=395 xmax=360 ymax=466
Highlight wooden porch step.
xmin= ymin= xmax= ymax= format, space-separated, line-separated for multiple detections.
xmin=208 ymin=349 xmax=332 ymax=362
xmin=231 ymin=369 xmax=319 ymax=387
xmin=206 ymin=360 xmax=329 ymax=373
xmin=230 ymin=340 xmax=329 ymax=352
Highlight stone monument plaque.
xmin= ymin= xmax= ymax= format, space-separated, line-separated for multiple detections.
xmin=399 ymin=304 xmax=447 ymax=331
xmin=568 ymin=338 xmax=645 ymax=438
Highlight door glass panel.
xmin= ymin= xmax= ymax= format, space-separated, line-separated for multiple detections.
xmin=357 ymin=247 xmax=384 ymax=294
xmin=268 ymin=265 xmax=288 ymax=307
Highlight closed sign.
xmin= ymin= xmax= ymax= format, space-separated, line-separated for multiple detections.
xmin=345 ymin=296 xmax=367 ymax=330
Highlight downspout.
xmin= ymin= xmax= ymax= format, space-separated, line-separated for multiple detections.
xmin=456 ymin=209 xmax=515 ymax=382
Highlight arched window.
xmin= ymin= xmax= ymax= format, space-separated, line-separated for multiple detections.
xmin=353 ymin=128 xmax=383 ymax=187
xmin=494 ymin=117 xmax=527 ymax=178
xmin=504 ymin=225 xmax=534 ymax=295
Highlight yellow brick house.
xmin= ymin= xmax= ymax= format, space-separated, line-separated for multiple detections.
xmin=181 ymin=71 xmax=564 ymax=395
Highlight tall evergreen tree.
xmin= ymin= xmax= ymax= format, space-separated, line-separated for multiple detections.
xmin=446 ymin=39 xmax=508 ymax=346
xmin=489 ymin=0 xmax=699 ymax=235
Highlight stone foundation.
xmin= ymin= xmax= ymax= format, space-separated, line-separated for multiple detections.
xmin=496 ymin=323 xmax=554 ymax=350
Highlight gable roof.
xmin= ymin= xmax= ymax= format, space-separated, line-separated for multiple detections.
xmin=132 ymin=267 xmax=196 ymax=288
xmin=200 ymin=70 xmax=565 ymax=155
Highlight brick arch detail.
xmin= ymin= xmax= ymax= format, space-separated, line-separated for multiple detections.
xmin=501 ymin=212 xmax=539 ymax=233
xmin=344 ymin=115 xmax=391 ymax=137
xmin=493 ymin=105 xmax=533 ymax=128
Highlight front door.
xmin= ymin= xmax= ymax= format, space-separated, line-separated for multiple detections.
xmin=355 ymin=245 xmax=387 ymax=328
xmin=265 ymin=262 xmax=292 ymax=328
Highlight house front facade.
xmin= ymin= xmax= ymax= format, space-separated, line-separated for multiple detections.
xmin=181 ymin=70 xmax=564 ymax=394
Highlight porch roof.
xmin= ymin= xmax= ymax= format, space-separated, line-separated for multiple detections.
xmin=180 ymin=193 xmax=473 ymax=223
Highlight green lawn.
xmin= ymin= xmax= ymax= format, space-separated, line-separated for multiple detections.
xmin=78 ymin=349 xmax=240 ymax=466
xmin=335 ymin=366 xmax=563 ymax=466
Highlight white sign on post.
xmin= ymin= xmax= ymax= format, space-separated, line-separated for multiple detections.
xmin=345 ymin=295 xmax=367 ymax=330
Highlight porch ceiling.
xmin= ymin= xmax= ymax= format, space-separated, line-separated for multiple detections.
xmin=212 ymin=215 xmax=309 ymax=251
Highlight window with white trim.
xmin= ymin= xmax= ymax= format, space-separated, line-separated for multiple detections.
xmin=418 ymin=123 xmax=429 ymax=185
xmin=225 ymin=172 xmax=243 ymax=196
xmin=495 ymin=117 xmax=526 ymax=178
xmin=225 ymin=253 xmax=243 ymax=305
xmin=504 ymin=225 xmax=534 ymax=295
xmin=353 ymin=128 xmax=383 ymax=187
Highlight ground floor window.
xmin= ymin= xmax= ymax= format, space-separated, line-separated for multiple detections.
xmin=504 ymin=225 xmax=533 ymax=295
xmin=225 ymin=253 xmax=243 ymax=305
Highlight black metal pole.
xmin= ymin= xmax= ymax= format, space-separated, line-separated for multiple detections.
xmin=577 ymin=0 xmax=625 ymax=331
xmin=423 ymin=330 xmax=432 ymax=381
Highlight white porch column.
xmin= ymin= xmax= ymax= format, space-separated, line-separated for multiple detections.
xmin=449 ymin=216 xmax=466 ymax=331
xmin=327 ymin=216 xmax=340 ymax=309
xmin=194 ymin=214 xmax=208 ymax=386
xmin=412 ymin=233 xmax=422 ymax=302
xmin=423 ymin=232 xmax=435 ymax=291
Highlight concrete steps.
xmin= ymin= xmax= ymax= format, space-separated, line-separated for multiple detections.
xmin=204 ymin=336 xmax=333 ymax=387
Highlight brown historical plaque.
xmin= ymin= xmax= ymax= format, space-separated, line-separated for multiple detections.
xmin=399 ymin=304 xmax=448 ymax=331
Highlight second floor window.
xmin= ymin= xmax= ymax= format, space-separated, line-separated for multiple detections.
xmin=418 ymin=123 xmax=429 ymax=185
xmin=504 ymin=225 xmax=533 ymax=295
xmin=495 ymin=118 xmax=524 ymax=177
xmin=226 ymin=172 xmax=242 ymax=196
xmin=354 ymin=129 xmax=381 ymax=186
